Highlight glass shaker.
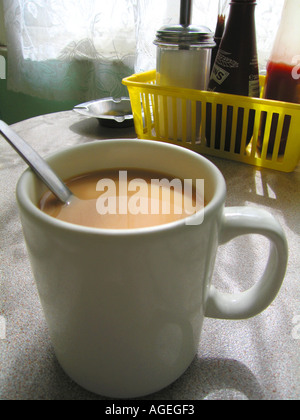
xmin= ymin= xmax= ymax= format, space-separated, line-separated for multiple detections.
xmin=154 ymin=25 xmax=215 ymax=141
xmin=155 ymin=25 xmax=215 ymax=91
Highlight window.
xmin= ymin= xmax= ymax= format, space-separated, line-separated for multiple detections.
xmin=3 ymin=0 xmax=285 ymax=102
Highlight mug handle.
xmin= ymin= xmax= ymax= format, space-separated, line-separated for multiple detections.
xmin=205 ymin=207 xmax=288 ymax=320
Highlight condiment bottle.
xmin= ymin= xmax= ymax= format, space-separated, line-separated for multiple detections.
xmin=211 ymin=14 xmax=226 ymax=71
xmin=209 ymin=0 xmax=259 ymax=97
xmin=257 ymin=0 xmax=300 ymax=156
xmin=211 ymin=0 xmax=230 ymax=70
xmin=207 ymin=0 xmax=259 ymax=152
xmin=154 ymin=25 xmax=215 ymax=141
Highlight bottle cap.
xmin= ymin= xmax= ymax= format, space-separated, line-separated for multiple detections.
xmin=154 ymin=25 xmax=215 ymax=48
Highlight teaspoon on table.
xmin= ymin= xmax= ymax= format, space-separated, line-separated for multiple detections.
xmin=0 ymin=120 xmax=74 ymax=205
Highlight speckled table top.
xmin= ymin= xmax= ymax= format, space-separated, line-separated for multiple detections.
xmin=0 ymin=111 xmax=299 ymax=400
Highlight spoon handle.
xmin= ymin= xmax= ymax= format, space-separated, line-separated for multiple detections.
xmin=0 ymin=120 xmax=73 ymax=204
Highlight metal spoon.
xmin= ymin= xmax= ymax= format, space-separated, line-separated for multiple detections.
xmin=0 ymin=120 xmax=73 ymax=205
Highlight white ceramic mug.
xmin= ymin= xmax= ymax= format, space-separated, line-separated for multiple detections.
xmin=16 ymin=139 xmax=288 ymax=398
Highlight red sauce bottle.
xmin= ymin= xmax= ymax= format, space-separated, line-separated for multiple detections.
xmin=257 ymin=0 xmax=300 ymax=156
xmin=264 ymin=62 xmax=300 ymax=104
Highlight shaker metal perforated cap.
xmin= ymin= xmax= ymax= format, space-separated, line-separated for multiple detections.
xmin=154 ymin=24 xmax=215 ymax=48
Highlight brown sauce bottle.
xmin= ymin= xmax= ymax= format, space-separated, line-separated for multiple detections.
xmin=206 ymin=0 xmax=260 ymax=152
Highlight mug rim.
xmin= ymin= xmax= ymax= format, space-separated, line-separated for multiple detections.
xmin=16 ymin=139 xmax=227 ymax=237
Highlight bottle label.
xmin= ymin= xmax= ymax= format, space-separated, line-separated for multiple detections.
xmin=215 ymin=49 xmax=239 ymax=69
xmin=249 ymin=57 xmax=260 ymax=97
xmin=209 ymin=49 xmax=239 ymax=87
xmin=210 ymin=63 xmax=230 ymax=86
xmin=249 ymin=75 xmax=260 ymax=97
xmin=209 ymin=49 xmax=260 ymax=97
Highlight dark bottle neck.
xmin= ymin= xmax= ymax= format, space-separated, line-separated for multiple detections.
xmin=222 ymin=1 xmax=257 ymax=47
xmin=226 ymin=1 xmax=257 ymax=24
xmin=230 ymin=0 xmax=256 ymax=3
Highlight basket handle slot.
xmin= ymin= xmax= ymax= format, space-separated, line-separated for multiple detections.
xmin=257 ymin=112 xmax=291 ymax=160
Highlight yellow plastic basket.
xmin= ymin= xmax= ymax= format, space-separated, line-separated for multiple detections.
xmin=123 ymin=70 xmax=300 ymax=173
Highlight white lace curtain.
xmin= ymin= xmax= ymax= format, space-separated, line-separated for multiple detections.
xmin=3 ymin=0 xmax=284 ymax=102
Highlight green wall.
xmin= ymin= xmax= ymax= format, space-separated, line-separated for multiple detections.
xmin=0 ymin=49 xmax=132 ymax=125
xmin=0 ymin=82 xmax=78 ymax=125
xmin=0 ymin=49 xmax=79 ymax=124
